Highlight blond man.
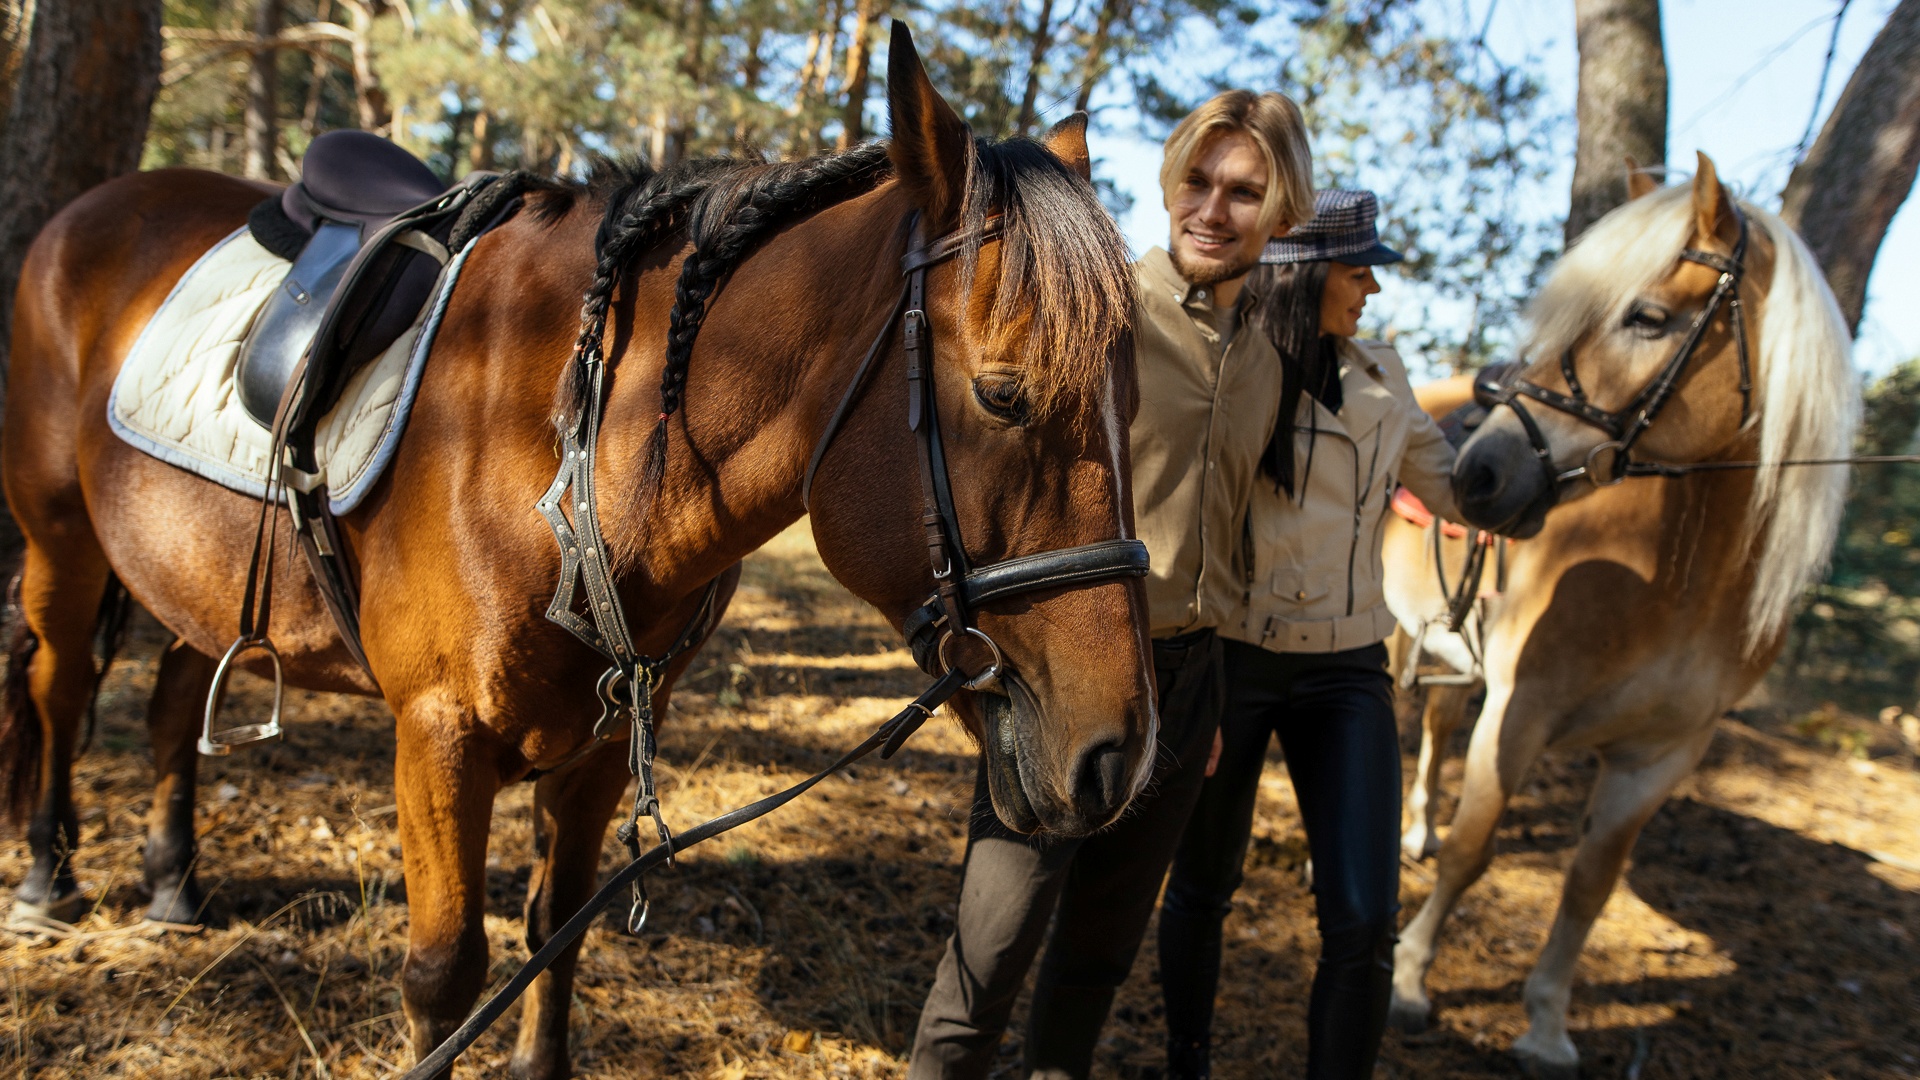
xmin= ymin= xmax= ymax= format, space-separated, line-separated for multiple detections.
xmin=908 ymin=91 xmax=1314 ymax=1080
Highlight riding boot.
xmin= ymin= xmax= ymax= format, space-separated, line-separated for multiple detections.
xmin=1303 ymin=921 xmax=1396 ymax=1080
xmin=1164 ymin=1036 xmax=1211 ymax=1080
xmin=1156 ymin=896 xmax=1226 ymax=1055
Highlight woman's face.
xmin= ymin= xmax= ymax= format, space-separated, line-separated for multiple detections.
xmin=1318 ymin=261 xmax=1380 ymax=337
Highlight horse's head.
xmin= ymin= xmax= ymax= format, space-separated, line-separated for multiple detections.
xmin=1456 ymin=153 xmax=1778 ymax=537
xmin=806 ymin=23 xmax=1153 ymax=838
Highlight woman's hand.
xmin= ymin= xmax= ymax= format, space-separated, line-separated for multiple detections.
xmin=1206 ymin=727 xmax=1224 ymax=777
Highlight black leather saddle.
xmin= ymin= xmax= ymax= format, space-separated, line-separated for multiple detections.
xmin=238 ymin=130 xmax=462 ymax=431
xmin=219 ymin=131 xmax=523 ymax=691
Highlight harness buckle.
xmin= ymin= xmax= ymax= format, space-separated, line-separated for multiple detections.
xmin=938 ymin=626 xmax=1005 ymax=693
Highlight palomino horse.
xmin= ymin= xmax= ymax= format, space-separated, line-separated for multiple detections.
xmin=0 ymin=27 xmax=1157 ymax=1078
xmin=1386 ymin=154 xmax=1857 ymax=1077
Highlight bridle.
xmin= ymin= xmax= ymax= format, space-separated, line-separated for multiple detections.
xmin=532 ymin=208 xmax=1147 ymax=929
xmin=1476 ymin=205 xmax=1752 ymax=490
xmin=803 ymin=213 xmax=1150 ymax=688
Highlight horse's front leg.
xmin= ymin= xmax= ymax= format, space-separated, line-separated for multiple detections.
xmin=140 ymin=637 xmax=217 ymax=924
xmin=1390 ymin=686 xmax=1546 ymax=1033
xmin=1509 ymin=727 xmax=1713 ymax=1080
xmin=1402 ymin=681 xmax=1475 ymax=862
xmin=393 ymin=698 xmax=503 ymax=1076
xmin=512 ymin=744 xmax=632 ymax=1080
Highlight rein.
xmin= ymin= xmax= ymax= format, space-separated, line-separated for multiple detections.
xmin=406 ymin=211 xmax=1148 ymax=1075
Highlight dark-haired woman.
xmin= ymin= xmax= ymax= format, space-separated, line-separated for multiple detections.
xmin=1158 ymin=189 xmax=1459 ymax=1080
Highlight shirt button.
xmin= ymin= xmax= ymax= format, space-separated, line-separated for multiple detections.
xmin=1195 ymin=289 xmax=1208 ymax=300
xmin=1295 ymin=590 xmax=1307 ymax=600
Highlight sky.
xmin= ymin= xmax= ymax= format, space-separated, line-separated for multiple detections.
xmin=1086 ymin=0 xmax=1916 ymax=376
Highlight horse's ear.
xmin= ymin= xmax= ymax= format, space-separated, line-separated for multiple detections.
xmin=887 ymin=20 xmax=971 ymax=231
xmin=1691 ymin=151 xmax=1737 ymax=247
xmin=1043 ymin=113 xmax=1093 ymax=183
xmin=1624 ymin=155 xmax=1657 ymax=200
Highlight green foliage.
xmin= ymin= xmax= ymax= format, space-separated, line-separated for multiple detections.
xmin=1787 ymin=359 xmax=1920 ymax=712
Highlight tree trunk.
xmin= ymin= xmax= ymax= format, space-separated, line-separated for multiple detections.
xmin=1566 ymin=0 xmax=1666 ymax=244
xmin=1781 ymin=0 xmax=1920 ymax=336
xmin=1015 ymin=0 xmax=1058 ymax=135
xmin=837 ymin=0 xmax=883 ymax=148
xmin=0 ymin=0 xmax=163 ymax=386
xmin=340 ymin=0 xmax=390 ymax=132
xmin=1074 ymin=0 xmax=1127 ymax=114
xmin=245 ymin=0 xmax=281 ymax=179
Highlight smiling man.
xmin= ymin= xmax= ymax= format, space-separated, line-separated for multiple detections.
xmin=908 ymin=91 xmax=1314 ymax=1080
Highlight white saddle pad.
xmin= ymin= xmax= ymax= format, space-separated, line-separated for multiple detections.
xmin=109 ymin=226 xmax=472 ymax=514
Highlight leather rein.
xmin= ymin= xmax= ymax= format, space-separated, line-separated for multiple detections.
xmin=406 ymin=212 xmax=1148 ymax=1078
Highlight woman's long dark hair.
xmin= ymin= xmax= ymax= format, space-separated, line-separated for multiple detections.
xmin=1241 ymin=260 xmax=1336 ymax=498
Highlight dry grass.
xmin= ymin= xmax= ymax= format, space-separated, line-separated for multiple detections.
xmin=3 ymin=523 xmax=1918 ymax=1078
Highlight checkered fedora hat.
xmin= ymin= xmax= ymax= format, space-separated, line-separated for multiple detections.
xmin=1260 ymin=188 xmax=1403 ymax=266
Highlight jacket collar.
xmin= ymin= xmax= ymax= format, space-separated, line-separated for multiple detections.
xmin=1303 ymin=338 xmax=1394 ymax=442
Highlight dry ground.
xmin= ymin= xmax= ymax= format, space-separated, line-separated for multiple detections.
xmin=3 ymin=524 xmax=1918 ymax=1078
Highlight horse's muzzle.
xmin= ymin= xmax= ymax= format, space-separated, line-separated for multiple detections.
xmin=978 ymin=670 xmax=1134 ymax=838
xmin=1453 ymin=424 xmax=1557 ymax=539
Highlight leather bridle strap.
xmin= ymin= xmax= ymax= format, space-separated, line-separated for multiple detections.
xmin=1481 ymin=206 xmax=1753 ymax=489
xmin=803 ymin=213 xmax=1149 ymax=687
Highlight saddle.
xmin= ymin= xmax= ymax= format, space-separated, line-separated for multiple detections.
xmin=202 ymin=132 xmax=529 ymax=754
xmin=239 ymin=130 xmax=458 ymax=431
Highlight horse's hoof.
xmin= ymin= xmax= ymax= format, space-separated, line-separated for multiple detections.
xmin=7 ymin=890 xmax=87 ymax=933
xmin=143 ymin=879 xmax=208 ymax=926
xmin=1512 ymin=1031 xmax=1579 ymax=1079
xmin=1388 ymin=997 xmax=1431 ymax=1035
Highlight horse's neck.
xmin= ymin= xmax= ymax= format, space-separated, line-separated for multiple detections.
xmin=1498 ymin=460 xmax=1767 ymax=662
xmin=592 ymin=187 xmax=909 ymax=592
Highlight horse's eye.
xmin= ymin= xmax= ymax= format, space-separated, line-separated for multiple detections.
xmin=1626 ymin=302 xmax=1669 ymax=334
xmin=972 ymin=373 xmax=1028 ymax=423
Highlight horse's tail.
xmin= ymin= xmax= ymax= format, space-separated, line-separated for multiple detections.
xmin=0 ymin=572 xmax=129 ymax=827
xmin=1 ymin=575 xmax=43 ymax=827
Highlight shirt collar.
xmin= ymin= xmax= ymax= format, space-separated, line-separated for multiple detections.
xmin=1139 ymin=246 xmax=1227 ymax=311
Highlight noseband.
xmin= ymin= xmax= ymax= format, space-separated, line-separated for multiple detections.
xmin=1477 ymin=206 xmax=1752 ymax=489
xmin=802 ymin=213 xmax=1150 ymax=689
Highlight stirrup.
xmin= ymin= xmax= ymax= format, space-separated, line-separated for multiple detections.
xmin=199 ymin=635 xmax=285 ymax=756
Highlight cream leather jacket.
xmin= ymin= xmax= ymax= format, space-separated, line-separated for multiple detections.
xmin=1224 ymin=337 xmax=1459 ymax=654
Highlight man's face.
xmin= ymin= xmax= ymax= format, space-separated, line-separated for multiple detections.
xmin=1166 ymin=131 xmax=1282 ymax=288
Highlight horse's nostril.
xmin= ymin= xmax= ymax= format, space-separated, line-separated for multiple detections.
xmin=1457 ymin=457 xmax=1504 ymax=506
xmin=1076 ymin=741 xmax=1130 ymax=818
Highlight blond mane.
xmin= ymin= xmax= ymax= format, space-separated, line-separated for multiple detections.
xmin=1526 ymin=184 xmax=1859 ymax=654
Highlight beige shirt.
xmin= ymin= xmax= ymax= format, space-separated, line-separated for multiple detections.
xmin=1224 ymin=337 xmax=1459 ymax=653
xmin=1128 ymin=248 xmax=1286 ymax=637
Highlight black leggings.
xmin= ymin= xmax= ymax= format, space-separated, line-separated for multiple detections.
xmin=1159 ymin=639 xmax=1400 ymax=1079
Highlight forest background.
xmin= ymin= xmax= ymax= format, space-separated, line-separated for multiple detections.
xmin=7 ymin=0 xmax=1920 ymax=725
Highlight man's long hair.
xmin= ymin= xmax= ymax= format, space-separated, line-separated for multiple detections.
xmin=1241 ymin=260 xmax=1335 ymax=499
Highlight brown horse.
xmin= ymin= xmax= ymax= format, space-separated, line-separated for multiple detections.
xmin=1386 ymin=155 xmax=1857 ymax=1077
xmin=0 ymin=27 xmax=1156 ymax=1078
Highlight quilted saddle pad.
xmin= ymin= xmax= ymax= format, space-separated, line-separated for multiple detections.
xmin=108 ymin=226 xmax=473 ymax=514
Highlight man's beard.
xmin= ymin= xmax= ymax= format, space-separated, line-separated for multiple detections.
xmin=1170 ymin=245 xmax=1259 ymax=288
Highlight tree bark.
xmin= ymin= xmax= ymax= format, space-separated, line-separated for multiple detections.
xmin=1074 ymin=0 xmax=1127 ymax=114
xmin=1015 ymin=0 xmax=1058 ymax=135
xmin=245 ymin=0 xmax=282 ymax=179
xmin=836 ymin=0 xmax=883 ymax=148
xmin=1566 ymin=0 xmax=1666 ymax=244
xmin=1781 ymin=0 xmax=1920 ymax=336
xmin=0 ymin=0 xmax=163 ymax=386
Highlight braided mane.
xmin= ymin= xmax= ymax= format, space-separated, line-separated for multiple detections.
xmin=555 ymin=130 xmax=1134 ymax=513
